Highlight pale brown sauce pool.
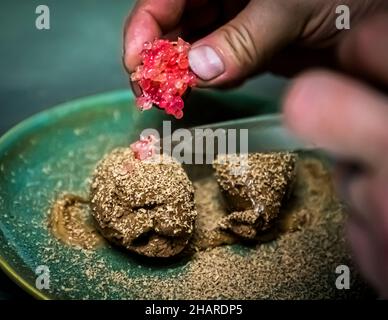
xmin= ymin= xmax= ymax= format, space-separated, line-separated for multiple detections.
xmin=49 ymin=194 xmax=105 ymax=250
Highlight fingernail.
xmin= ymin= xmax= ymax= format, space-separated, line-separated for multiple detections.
xmin=188 ymin=46 xmax=224 ymax=81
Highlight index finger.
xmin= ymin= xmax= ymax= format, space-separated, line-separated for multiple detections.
xmin=123 ymin=0 xmax=186 ymax=73
xmin=283 ymin=70 xmax=388 ymax=170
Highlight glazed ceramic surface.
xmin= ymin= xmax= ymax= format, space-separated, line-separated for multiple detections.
xmin=0 ymin=90 xmax=281 ymax=299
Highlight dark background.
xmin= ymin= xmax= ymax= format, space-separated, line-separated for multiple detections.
xmin=0 ymin=0 xmax=286 ymax=299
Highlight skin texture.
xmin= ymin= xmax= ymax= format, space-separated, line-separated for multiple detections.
xmin=283 ymin=15 xmax=388 ymax=298
xmin=123 ymin=1 xmax=388 ymax=296
xmin=123 ymin=0 xmax=387 ymax=86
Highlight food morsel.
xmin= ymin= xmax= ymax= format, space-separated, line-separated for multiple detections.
xmin=89 ymin=148 xmax=197 ymax=257
xmin=213 ymin=153 xmax=297 ymax=239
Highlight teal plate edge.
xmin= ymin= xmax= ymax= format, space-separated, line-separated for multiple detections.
xmin=0 ymin=90 xmax=131 ymax=299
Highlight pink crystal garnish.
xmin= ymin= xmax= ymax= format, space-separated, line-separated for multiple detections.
xmin=131 ymin=38 xmax=197 ymax=119
xmin=130 ymin=134 xmax=159 ymax=160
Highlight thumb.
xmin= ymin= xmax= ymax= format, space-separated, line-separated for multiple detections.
xmin=188 ymin=0 xmax=304 ymax=87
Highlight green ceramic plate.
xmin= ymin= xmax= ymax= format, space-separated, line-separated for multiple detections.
xmin=0 ymin=89 xmax=281 ymax=299
xmin=0 ymin=89 xmax=372 ymax=300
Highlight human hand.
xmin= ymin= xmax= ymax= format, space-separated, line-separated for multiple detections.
xmin=283 ymin=14 xmax=388 ymax=298
xmin=123 ymin=0 xmax=387 ymax=88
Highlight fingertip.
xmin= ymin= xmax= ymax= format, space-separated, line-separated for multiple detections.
xmin=123 ymin=11 xmax=139 ymax=73
xmin=283 ymin=70 xmax=332 ymax=138
xmin=123 ymin=28 xmax=151 ymax=74
xmin=284 ymin=68 xmax=388 ymax=169
xmin=282 ymin=76 xmax=306 ymax=135
xmin=123 ymin=6 xmax=163 ymax=73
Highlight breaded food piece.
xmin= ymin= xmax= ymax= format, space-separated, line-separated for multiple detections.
xmin=213 ymin=152 xmax=297 ymax=238
xmin=90 ymin=148 xmax=197 ymax=258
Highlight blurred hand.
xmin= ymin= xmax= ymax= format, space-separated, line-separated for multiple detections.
xmin=283 ymin=15 xmax=388 ymax=298
xmin=123 ymin=0 xmax=388 ymax=297
xmin=123 ymin=0 xmax=387 ymax=87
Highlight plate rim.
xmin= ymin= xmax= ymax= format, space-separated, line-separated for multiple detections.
xmin=0 ymin=90 xmax=133 ymax=300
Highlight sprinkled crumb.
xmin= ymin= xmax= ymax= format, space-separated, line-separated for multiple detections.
xmin=89 ymin=147 xmax=197 ymax=258
xmin=42 ymin=156 xmax=373 ymax=299
xmin=48 ymin=194 xmax=105 ymax=250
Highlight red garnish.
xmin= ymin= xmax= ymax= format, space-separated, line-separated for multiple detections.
xmin=131 ymin=38 xmax=197 ymax=119
xmin=130 ymin=134 xmax=159 ymax=160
